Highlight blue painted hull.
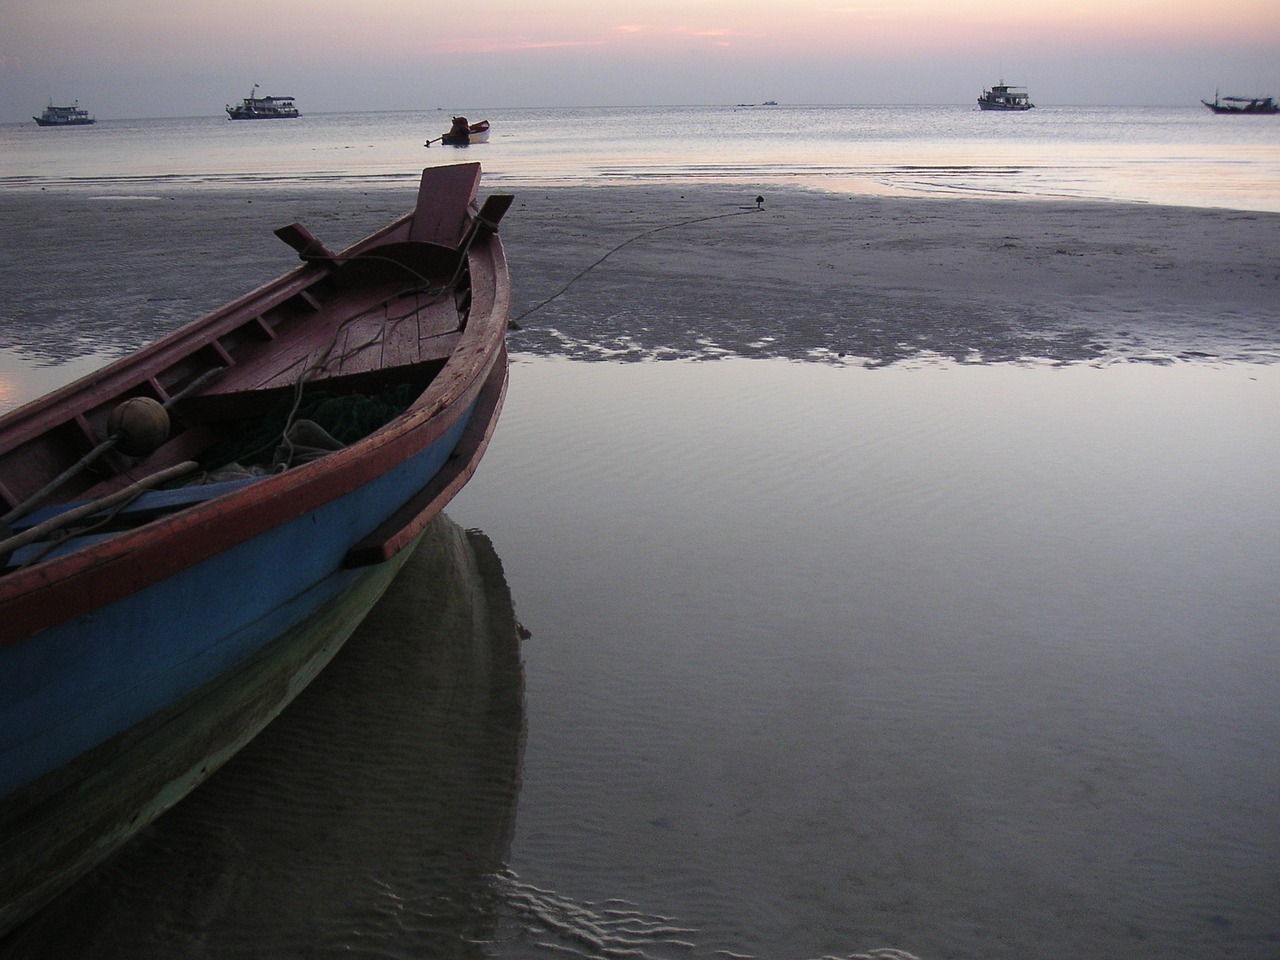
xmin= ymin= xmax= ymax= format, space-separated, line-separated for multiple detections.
xmin=0 ymin=162 xmax=512 ymax=937
xmin=0 ymin=406 xmax=471 ymax=799
xmin=0 ymin=357 xmax=506 ymax=935
xmin=0 ymin=528 xmax=420 ymax=936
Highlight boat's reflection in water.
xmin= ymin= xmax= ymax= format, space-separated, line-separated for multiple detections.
xmin=1 ymin=514 xmax=526 ymax=958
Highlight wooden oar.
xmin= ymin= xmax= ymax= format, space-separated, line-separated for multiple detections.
xmin=0 ymin=460 xmax=199 ymax=559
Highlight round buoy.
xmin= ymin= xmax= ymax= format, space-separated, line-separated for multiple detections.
xmin=108 ymin=397 xmax=170 ymax=457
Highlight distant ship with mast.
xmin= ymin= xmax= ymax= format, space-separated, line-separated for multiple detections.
xmin=226 ymin=84 xmax=300 ymax=120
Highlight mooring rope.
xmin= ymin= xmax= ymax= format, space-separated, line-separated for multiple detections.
xmin=511 ymin=206 xmax=762 ymax=326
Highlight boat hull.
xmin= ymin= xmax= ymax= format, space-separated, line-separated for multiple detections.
xmin=0 ymin=538 xmax=413 ymax=936
xmin=0 ymin=353 xmax=507 ymax=936
xmin=0 ymin=359 xmax=505 ymax=796
xmin=0 ymin=163 xmax=512 ymax=938
xmin=1201 ymin=100 xmax=1278 ymax=115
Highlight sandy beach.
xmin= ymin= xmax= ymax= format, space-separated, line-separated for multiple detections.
xmin=2 ymin=184 xmax=1277 ymax=375
xmin=2 ymin=181 xmax=1279 ymax=959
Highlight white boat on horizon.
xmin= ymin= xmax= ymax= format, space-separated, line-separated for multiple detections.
xmin=978 ymin=82 xmax=1034 ymax=111
xmin=33 ymin=101 xmax=95 ymax=127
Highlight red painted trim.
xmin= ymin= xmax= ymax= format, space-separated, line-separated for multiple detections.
xmin=0 ymin=320 xmax=503 ymax=644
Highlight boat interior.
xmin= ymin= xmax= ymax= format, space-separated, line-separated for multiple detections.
xmin=0 ymin=165 xmax=511 ymax=573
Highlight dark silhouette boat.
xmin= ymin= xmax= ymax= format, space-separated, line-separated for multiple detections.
xmin=440 ymin=117 xmax=491 ymax=145
xmin=1201 ymin=93 xmax=1278 ymax=115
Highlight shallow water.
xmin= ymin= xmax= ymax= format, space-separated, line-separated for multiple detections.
xmin=6 ymin=357 xmax=1277 ymax=959
xmin=441 ymin=357 xmax=1280 ymax=959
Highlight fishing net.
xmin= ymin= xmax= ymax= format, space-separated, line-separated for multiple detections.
xmin=200 ymin=384 xmax=420 ymax=474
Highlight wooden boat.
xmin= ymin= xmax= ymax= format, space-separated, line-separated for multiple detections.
xmin=1201 ymin=93 xmax=1278 ymax=115
xmin=440 ymin=117 xmax=491 ymax=145
xmin=978 ymin=82 xmax=1034 ymax=111
xmin=226 ymin=84 xmax=300 ymax=119
xmin=33 ymin=101 xmax=95 ymax=126
xmin=0 ymin=162 xmax=512 ymax=937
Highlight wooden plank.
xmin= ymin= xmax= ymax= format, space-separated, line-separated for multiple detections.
xmin=407 ymin=164 xmax=480 ymax=247
xmin=413 ymin=294 xmax=463 ymax=339
xmin=381 ymin=305 xmax=421 ymax=370
xmin=233 ymin=353 xmax=309 ymax=393
xmin=330 ymin=314 xmax=386 ymax=379
xmin=22 ymin=455 xmax=252 ymax=528
xmin=419 ymin=332 xmax=462 ymax=363
xmin=467 ymin=194 xmax=515 ymax=244
xmin=273 ymin=222 xmax=336 ymax=265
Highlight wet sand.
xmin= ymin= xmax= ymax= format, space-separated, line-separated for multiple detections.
xmin=2 ymin=183 xmax=1278 ymax=959
xmin=1 ymin=184 xmax=1277 ymax=372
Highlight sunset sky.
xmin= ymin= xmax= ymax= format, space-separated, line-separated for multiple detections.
xmin=3 ymin=0 xmax=1278 ymax=121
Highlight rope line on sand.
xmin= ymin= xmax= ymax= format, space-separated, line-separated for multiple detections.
xmin=511 ymin=207 xmax=762 ymax=326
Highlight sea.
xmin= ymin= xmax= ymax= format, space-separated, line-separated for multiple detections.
xmin=3 ymin=103 xmax=1280 ymax=210
xmin=1 ymin=105 xmax=1278 ymax=960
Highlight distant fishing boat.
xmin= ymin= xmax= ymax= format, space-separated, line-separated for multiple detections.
xmin=438 ymin=117 xmax=491 ymax=145
xmin=32 ymin=101 xmax=95 ymax=127
xmin=0 ymin=162 xmax=512 ymax=937
xmin=1201 ymin=93 xmax=1278 ymax=115
xmin=226 ymin=84 xmax=299 ymax=120
xmin=978 ymin=82 xmax=1034 ymax=111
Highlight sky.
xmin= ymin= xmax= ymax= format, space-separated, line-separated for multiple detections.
xmin=2 ymin=0 xmax=1278 ymax=122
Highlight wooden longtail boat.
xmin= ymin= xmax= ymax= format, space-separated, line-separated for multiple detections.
xmin=1200 ymin=93 xmax=1278 ymax=115
xmin=0 ymin=162 xmax=512 ymax=937
xmin=441 ymin=118 xmax=491 ymax=145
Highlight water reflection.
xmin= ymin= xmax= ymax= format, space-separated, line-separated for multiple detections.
xmin=1 ymin=515 xmax=527 ymax=958
xmin=449 ymin=357 xmax=1280 ymax=960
